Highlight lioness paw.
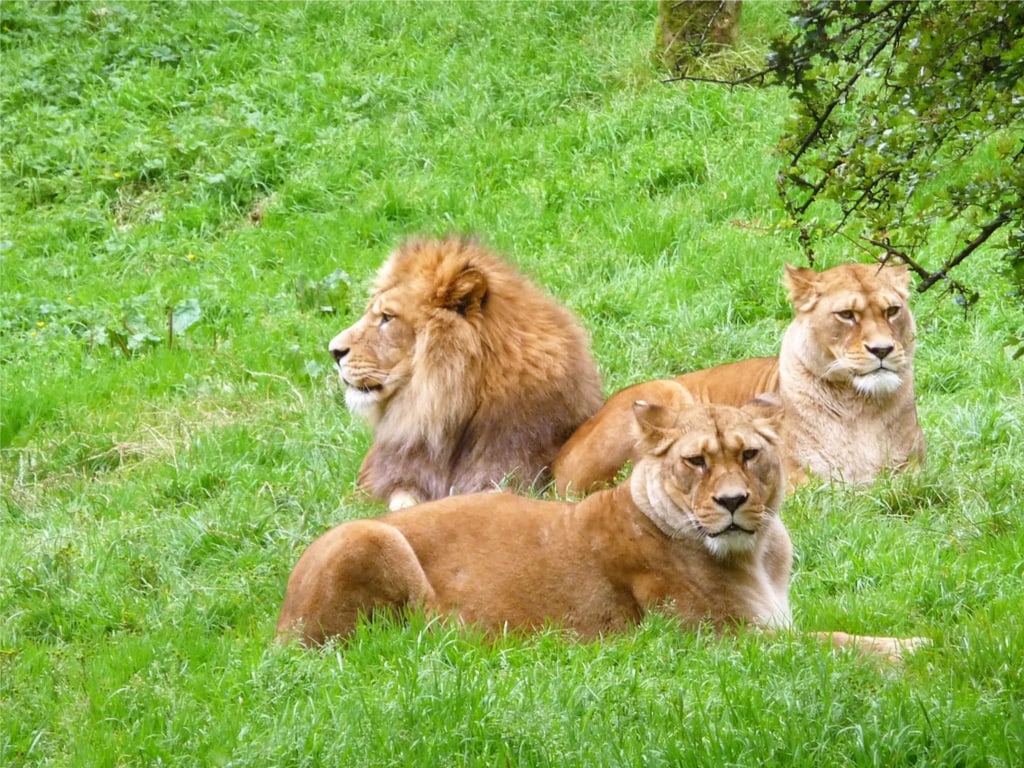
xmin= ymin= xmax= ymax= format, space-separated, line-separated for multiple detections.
xmin=871 ymin=635 xmax=931 ymax=662
xmin=809 ymin=631 xmax=931 ymax=663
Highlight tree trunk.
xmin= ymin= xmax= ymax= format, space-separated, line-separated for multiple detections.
xmin=656 ymin=0 xmax=743 ymax=72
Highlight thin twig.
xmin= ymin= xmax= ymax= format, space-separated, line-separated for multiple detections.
xmin=917 ymin=211 xmax=1013 ymax=292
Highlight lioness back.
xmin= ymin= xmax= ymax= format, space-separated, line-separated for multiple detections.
xmin=329 ymin=236 xmax=604 ymax=510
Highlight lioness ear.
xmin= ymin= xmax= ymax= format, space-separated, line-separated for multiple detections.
xmin=783 ymin=264 xmax=820 ymax=312
xmin=741 ymin=393 xmax=785 ymax=444
xmin=443 ymin=266 xmax=489 ymax=316
xmin=884 ymin=263 xmax=911 ymax=296
xmin=632 ymin=400 xmax=679 ymax=455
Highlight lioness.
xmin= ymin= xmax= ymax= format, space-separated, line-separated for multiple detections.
xmin=329 ymin=237 xmax=603 ymax=510
xmin=553 ymin=262 xmax=925 ymax=494
xmin=277 ymin=399 xmax=926 ymax=660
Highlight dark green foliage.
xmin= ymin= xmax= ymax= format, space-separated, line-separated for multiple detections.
xmin=769 ymin=1 xmax=1024 ymax=314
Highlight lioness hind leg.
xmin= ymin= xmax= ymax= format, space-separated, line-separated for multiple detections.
xmin=277 ymin=520 xmax=435 ymax=646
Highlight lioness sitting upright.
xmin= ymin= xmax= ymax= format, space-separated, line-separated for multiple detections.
xmin=329 ymin=236 xmax=603 ymax=511
xmin=278 ymin=399 xmax=926 ymax=660
xmin=553 ymin=262 xmax=925 ymax=493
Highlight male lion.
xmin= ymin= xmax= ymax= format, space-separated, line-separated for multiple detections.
xmin=329 ymin=236 xmax=603 ymax=510
xmin=277 ymin=399 xmax=926 ymax=660
xmin=553 ymin=262 xmax=925 ymax=494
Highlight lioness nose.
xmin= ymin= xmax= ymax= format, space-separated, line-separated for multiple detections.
xmin=713 ymin=493 xmax=749 ymax=513
xmin=866 ymin=343 xmax=894 ymax=360
xmin=329 ymin=345 xmax=348 ymax=364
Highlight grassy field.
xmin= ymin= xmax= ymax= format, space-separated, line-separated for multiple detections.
xmin=2 ymin=2 xmax=1022 ymax=766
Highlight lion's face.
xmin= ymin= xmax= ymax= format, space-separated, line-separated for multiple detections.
xmin=784 ymin=263 xmax=915 ymax=397
xmin=329 ymin=289 xmax=420 ymax=426
xmin=327 ymin=240 xmax=490 ymax=437
xmin=630 ymin=400 xmax=785 ymax=559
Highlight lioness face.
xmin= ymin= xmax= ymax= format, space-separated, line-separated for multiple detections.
xmin=632 ymin=402 xmax=785 ymax=558
xmin=785 ymin=263 xmax=915 ymax=397
xmin=329 ymin=287 xmax=419 ymax=425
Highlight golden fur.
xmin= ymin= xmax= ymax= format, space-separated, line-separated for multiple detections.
xmin=329 ymin=236 xmax=603 ymax=510
xmin=553 ymin=262 xmax=925 ymax=494
xmin=278 ymin=399 xmax=926 ymax=660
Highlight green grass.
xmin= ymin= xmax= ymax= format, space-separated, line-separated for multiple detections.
xmin=2 ymin=2 xmax=1022 ymax=766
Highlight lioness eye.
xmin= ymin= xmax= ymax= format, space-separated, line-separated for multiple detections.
xmin=836 ymin=309 xmax=856 ymax=321
xmin=886 ymin=305 xmax=900 ymax=318
xmin=379 ymin=312 xmax=394 ymax=326
xmin=685 ymin=455 xmax=706 ymax=469
xmin=742 ymin=449 xmax=759 ymax=462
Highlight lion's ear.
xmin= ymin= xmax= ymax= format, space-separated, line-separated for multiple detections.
xmin=783 ymin=264 xmax=820 ymax=312
xmin=443 ymin=266 xmax=489 ymax=316
xmin=632 ymin=400 xmax=680 ymax=455
xmin=741 ymin=393 xmax=785 ymax=444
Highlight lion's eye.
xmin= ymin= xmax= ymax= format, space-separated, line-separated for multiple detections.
xmin=379 ymin=312 xmax=394 ymax=327
xmin=886 ymin=305 xmax=901 ymax=318
xmin=742 ymin=449 xmax=759 ymax=463
xmin=684 ymin=455 xmax=706 ymax=469
xmin=836 ymin=309 xmax=856 ymax=322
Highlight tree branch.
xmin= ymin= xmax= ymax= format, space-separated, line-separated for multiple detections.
xmin=917 ymin=211 xmax=1014 ymax=291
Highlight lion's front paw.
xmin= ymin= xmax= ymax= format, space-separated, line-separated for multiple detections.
xmin=388 ymin=490 xmax=420 ymax=511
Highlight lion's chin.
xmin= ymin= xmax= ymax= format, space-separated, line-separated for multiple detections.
xmin=344 ymin=386 xmax=385 ymax=422
xmin=851 ymin=369 xmax=903 ymax=397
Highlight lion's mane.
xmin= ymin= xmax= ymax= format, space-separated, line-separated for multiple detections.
xmin=331 ymin=236 xmax=604 ymax=508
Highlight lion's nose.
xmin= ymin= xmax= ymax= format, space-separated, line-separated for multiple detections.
xmin=329 ymin=345 xmax=348 ymax=364
xmin=866 ymin=343 xmax=894 ymax=360
xmin=713 ymin=493 xmax=749 ymax=513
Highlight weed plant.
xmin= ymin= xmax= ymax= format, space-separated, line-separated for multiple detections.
xmin=1 ymin=2 xmax=1021 ymax=766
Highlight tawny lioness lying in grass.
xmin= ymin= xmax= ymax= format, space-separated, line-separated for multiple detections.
xmin=278 ymin=398 xmax=927 ymax=661
xmin=553 ymin=262 xmax=925 ymax=494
